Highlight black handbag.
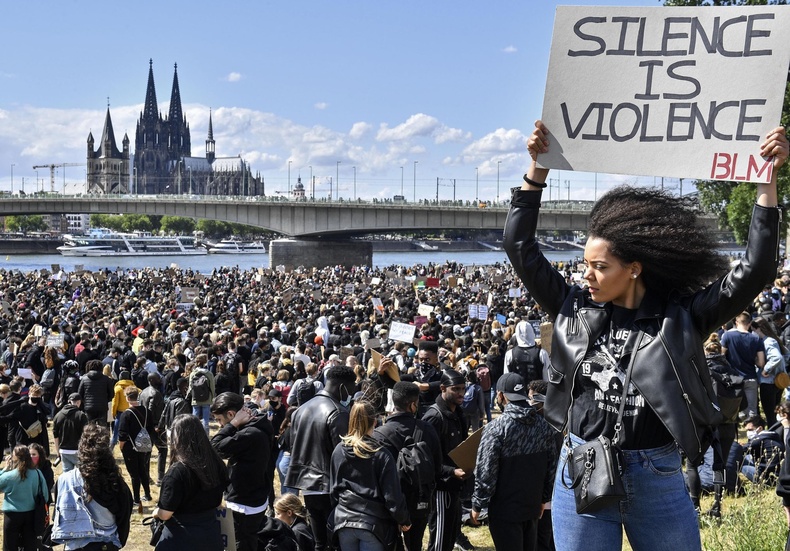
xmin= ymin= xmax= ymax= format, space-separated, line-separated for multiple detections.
xmin=565 ymin=434 xmax=625 ymax=514
xmin=142 ymin=515 xmax=165 ymax=546
xmin=33 ymin=470 xmax=48 ymax=536
xmin=563 ymin=347 xmax=634 ymax=514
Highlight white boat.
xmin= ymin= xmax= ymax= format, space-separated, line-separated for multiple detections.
xmin=57 ymin=228 xmax=208 ymax=257
xmin=207 ymin=238 xmax=267 ymax=254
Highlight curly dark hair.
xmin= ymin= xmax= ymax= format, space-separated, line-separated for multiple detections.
xmin=78 ymin=424 xmax=124 ymax=499
xmin=588 ymin=186 xmax=728 ymax=296
xmin=169 ymin=414 xmax=227 ymax=490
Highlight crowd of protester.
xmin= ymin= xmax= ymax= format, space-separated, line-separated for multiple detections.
xmin=1 ymin=251 xmax=790 ymax=549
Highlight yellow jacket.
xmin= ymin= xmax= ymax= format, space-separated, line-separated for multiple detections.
xmin=112 ymin=379 xmax=136 ymax=418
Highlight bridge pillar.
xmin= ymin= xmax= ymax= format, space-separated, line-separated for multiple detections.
xmin=269 ymin=239 xmax=372 ymax=270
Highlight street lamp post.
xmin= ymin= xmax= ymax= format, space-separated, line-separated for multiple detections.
xmin=10 ymin=164 xmax=14 ymax=195
xmin=353 ymin=166 xmax=356 ymax=200
xmin=496 ymin=160 xmax=501 ymax=204
xmin=336 ymin=161 xmax=341 ymax=200
xmin=188 ymin=167 xmax=192 ymax=195
xmin=400 ymin=166 xmax=404 ymax=196
xmin=309 ymin=165 xmax=313 ymax=199
xmin=475 ymin=167 xmax=479 ymax=203
xmin=134 ymin=167 xmax=137 ymax=195
xmin=288 ymin=160 xmax=292 ymax=197
xmin=413 ymin=161 xmax=418 ymax=203
xmin=35 ymin=169 xmax=39 ymax=193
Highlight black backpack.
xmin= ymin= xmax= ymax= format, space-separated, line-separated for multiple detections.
xmin=296 ymin=377 xmax=317 ymax=406
xmin=191 ymin=370 xmax=211 ymax=402
xmin=509 ymin=346 xmax=543 ymax=384
xmin=397 ymin=424 xmax=436 ymax=514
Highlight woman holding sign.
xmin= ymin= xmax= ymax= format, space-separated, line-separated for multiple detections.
xmin=504 ymin=121 xmax=787 ymax=550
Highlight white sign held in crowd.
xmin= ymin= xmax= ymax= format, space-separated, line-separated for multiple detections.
xmin=389 ymin=321 xmax=417 ymax=344
xmin=539 ymin=6 xmax=790 ymax=183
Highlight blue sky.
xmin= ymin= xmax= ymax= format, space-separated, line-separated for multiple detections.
xmin=0 ymin=0 xmax=665 ymax=201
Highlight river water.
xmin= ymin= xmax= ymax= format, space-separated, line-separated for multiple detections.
xmin=0 ymin=249 xmax=588 ymax=273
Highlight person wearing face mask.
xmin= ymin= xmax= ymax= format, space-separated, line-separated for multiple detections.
xmin=28 ymin=442 xmax=54 ymax=500
xmin=374 ymin=380 xmax=442 ymax=551
xmin=741 ymin=415 xmax=784 ymax=484
xmin=0 ymin=383 xmax=50 ymax=452
xmin=421 ymin=369 xmax=469 ymax=551
xmin=411 ymin=341 xmax=443 ymax=418
xmin=210 ymin=391 xmax=274 ymax=551
xmin=285 ymin=365 xmax=356 ymax=551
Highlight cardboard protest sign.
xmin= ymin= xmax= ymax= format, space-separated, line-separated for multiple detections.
xmin=339 ymin=346 xmax=355 ymax=362
xmin=509 ymin=288 xmax=522 ymax=298
xmin=448 ymin=427 xmax=484 ymax=474
xmin=46 ymin=334 xmax=65 ymax=349
xmin=344 ymin=283 xmax=355 ymax=294
xmin=468 ymin=304 xmax=479 ymax=320
xmin=389 ymin=321 xmax=417 ymax=344
xmin=413 ymin=315 xmax=428 ymax=327
xmin=478 ymin=305 xmax=489 ymax=320
xmin=417 ymin=304 xmax=434 ymax=317
xmin=371 ymin=297 xmax=384 ymax=314
xmin=181 ymin=287 xmax=199 ymax=302
xmin=540 ymin=6 xmax=790 ymax=183
xmin=217 ymin=506 xmax=236 ymax=551
xmin=426 ymin=277 xmax=440 ymax=288
xmin=51 ymin=264 xmax=60 ymax=273
xmin=365 ymin=338 xmax=382 ymax=350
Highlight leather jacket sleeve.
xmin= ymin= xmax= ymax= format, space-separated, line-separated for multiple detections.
xmin=503 ymin=189 xmax=573 ymax=320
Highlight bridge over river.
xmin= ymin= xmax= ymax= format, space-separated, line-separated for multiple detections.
xmin=0 ymin=194 xmax=721 ymax=268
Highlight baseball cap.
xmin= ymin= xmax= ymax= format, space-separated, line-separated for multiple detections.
xmin=497 ymin=372 xmax=529 ymax=403
xmin=68 ymin=392 xmax=82 ymax=403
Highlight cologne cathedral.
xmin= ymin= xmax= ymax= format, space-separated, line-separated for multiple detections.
xmin=87 ymin=60 xmax=265 ymax=196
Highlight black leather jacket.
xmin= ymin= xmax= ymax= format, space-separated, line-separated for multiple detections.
xmin=504 ymin=189 xmax=780 ymax=464
xmin=285 ymin=390 xmax=349 ymax=493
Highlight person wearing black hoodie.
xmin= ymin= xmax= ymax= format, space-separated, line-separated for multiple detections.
xmin=210 ymin=391 xmax=274 ymax=551
xmin=77 ymin=359 xmax=115 ymax=426
xmin=52 ymin=392 xmax=88 ymax=472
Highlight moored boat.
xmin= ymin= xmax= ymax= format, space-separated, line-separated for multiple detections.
xmin=57 ymin=228 xmax=207 ymax=257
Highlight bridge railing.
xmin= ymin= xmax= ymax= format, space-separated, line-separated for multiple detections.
xmin=2 ymin=193 xmax=597 ymax=212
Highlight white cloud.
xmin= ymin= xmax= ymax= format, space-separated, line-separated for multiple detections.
xmin=314 ymin=102 xmax=328 ymax=110
xmin=502 ymin=45 xmax=517 ymax=54
xmin=377 ymin=113 xmax=440 ymax=142
xmin=226 ymin=72 xmax=242 ymax=82
xmin=349 ymin=122 xmax=372 ymax=140
xmin=0 ymin=102 xmax=528 ymax=199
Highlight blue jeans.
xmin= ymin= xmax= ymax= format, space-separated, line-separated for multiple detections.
xmin=110 ymin=414 xmax=121 ymax=448
xmin=553 ymin=433 xmax=701 ymax=551
xmin=193 ymin=405 xmax=210 ymax=433
xmin=60 ymin=452 xmax=79 ymax=472
xmin=276 ymin=450 xmax=299 ymax=495
xmin=337 ymin=527 xmax=385 ymax=551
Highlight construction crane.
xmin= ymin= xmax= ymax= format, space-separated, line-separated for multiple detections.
xmin=32 ymin=163 xmax=84 ymax=193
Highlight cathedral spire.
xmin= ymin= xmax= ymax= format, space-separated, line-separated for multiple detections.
xmin=206 ymin=109 xmax=216 ymax=164
xmin=143 ymin=58 xmax=159 ymax=121
xmin=168 ymin=62 xmax=183 ymax=125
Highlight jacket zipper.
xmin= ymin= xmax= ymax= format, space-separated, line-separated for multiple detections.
xmin=562 ymin=304 xmax=588 ymax=433
xmin=658 ymin=333 xmax=702 ymax=455
xmin=776 ymin=207 xmax=783 ymax=264
xmin=567 ymin=298 xmax=579 ymax=337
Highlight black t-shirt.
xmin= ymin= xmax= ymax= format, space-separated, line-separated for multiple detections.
xmin=158 ymin=462 xmax=224 ymax=515
xmin=569 ymin=305 xmax=673 ymax=450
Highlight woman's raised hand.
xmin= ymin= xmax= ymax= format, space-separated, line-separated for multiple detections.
xmin=527 ymin=120 xmax=550 ymax=163
xmin=761 ymin=126 xmax=788 ymax=170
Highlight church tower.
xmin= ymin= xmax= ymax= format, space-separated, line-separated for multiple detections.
xmin=134 ymin=59 xmax=170 ymax=194
xmin=86 ymin=106 xmax=130 ymax=194
xmin=206 ymin=109 xmax=216 ymax=164
xmin=167 ymin=63 xmax=191 ymax=160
